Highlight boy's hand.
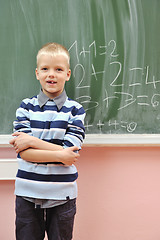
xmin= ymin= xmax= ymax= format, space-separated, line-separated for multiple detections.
xmin=9 ymin=132 xmax=34 ymax=153
xmin=60 ymin=146 xmax=80 ymax=166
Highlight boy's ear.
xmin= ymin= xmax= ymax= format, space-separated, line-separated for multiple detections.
xmin=66 ymin=69 xmax=71 ymax=81
xmin=35 ymin=68 xmax=39 ymax=80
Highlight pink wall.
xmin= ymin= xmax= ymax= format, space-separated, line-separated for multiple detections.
xmin=1 ymin=146 xmax=160 ymax=239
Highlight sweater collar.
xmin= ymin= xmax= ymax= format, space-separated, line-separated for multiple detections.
xmin=37 ymin=89 xmax=67 ymax=110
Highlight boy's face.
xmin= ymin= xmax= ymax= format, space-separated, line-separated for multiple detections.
xmin=36 ymin=54 xmax=71 ymax=99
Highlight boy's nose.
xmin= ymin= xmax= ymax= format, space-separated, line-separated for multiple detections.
xmin=48 ymin=69 xmax=55 ymax=77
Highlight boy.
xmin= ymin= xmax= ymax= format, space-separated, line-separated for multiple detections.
xmin=10 ymin=42 xmax=85 ymax=240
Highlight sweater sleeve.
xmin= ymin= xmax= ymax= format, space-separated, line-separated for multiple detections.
xmin=63 ymin=105 xmax=86 ymax=149
xmin=13 ymin=99 xmax=32 ymax=135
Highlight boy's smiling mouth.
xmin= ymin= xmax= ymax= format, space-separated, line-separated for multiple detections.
xmin=46 ymin=80 xmax=57 ymax=84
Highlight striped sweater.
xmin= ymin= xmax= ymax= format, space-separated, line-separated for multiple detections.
xmin=14 ymin=90 xmax=85 ymax=200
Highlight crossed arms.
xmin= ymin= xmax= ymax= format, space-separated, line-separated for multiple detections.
xmin=10 ymin=132 xmax=80 ymax=166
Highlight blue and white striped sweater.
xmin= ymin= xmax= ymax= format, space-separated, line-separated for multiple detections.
xmin=14 ymin=93 xmax=85 ymax=200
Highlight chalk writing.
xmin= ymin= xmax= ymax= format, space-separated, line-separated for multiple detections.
xmin=84 ymin=119 xmax=137 ymax=134
xmin=68 ymin=40 xmax=160 ymax=133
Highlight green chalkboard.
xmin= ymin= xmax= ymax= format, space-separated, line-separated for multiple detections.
xmin=1 ymin=0 xmax=160 ymax=134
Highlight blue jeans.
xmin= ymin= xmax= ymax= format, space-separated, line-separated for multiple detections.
xmin=16 ymin=196 xmax=76 ymax=240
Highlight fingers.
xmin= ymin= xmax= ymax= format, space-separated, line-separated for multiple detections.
xmin=75 ymin=152 xmax=80 ymax=158
xmin=70 ymin=146 xmax=80 ymax=152
xmin=62 ymin=146 xmax=80 ymax=166
xmin=9 ymin=132 xmax=21 ymax=145
xmin=12 ymin=132 xmax=22 ymax=137
xmin=13 ymin=145 xmax=18 ymax=153
xmin=9 ymin=138 xmax=15 ymax=145
xmin=73 ymin=149 xmax=80 ymax=160
xmin=9 ymin=139 xmax=19 ymax=153
xmin=9 ymin=133 xmax=22 ymax=152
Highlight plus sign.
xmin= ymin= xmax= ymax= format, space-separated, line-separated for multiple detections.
xmin=84 ymin=121 xmax=93 ymax=131
xmin=79 ymin=47 xmax=90 ymax=58
xmin=97 ymin=120 xmax=104 ymax=133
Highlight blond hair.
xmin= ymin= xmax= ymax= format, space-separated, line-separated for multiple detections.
xmin=36 ymin=42 xmax=70 ymax=66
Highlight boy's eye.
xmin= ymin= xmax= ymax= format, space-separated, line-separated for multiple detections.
xmin=41 ymin=67 xmax=48 ymax=71
xmin=57 ymin=68 xmax=63 ymax=72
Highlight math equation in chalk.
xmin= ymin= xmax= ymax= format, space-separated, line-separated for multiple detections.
xmin=68 ymin=40 xmax=160 ymax=134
